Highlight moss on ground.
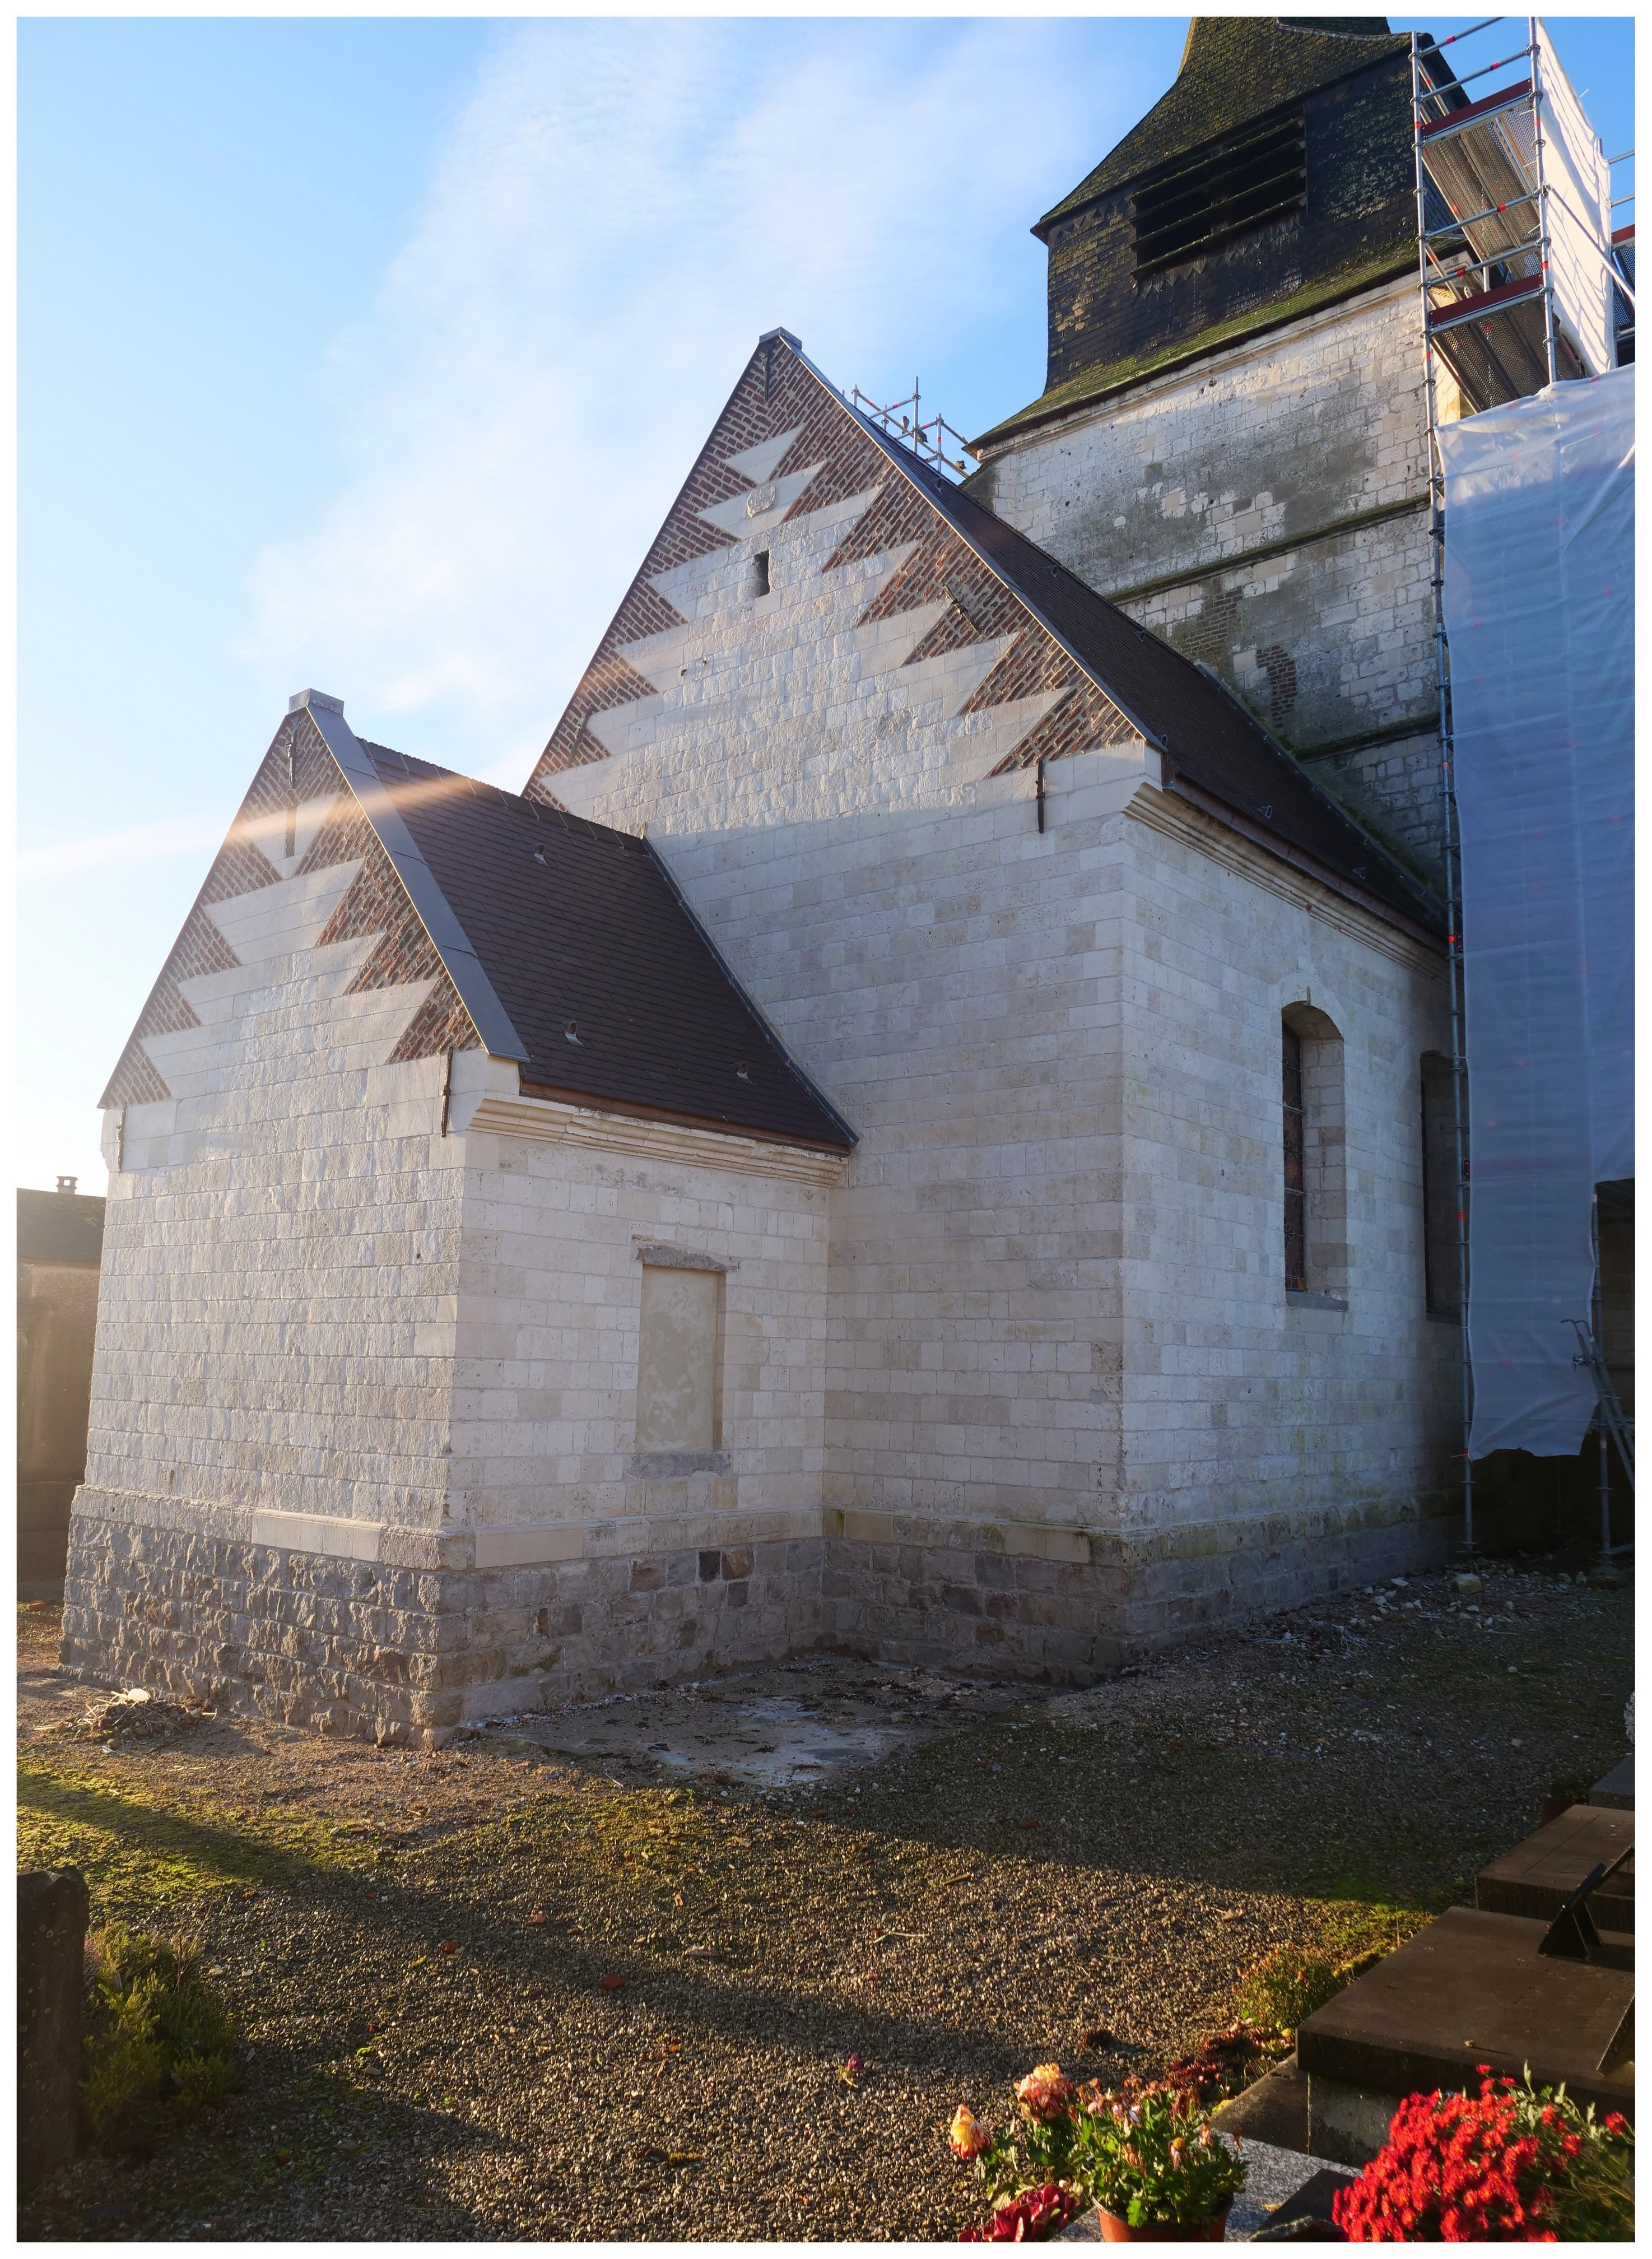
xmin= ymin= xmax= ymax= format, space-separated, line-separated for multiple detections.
xmin=17 ymin=1758 xmax=372 ymax=1923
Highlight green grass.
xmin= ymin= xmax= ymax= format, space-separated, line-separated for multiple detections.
xmin=16 ymin=1758 xmax=357 ymax=1923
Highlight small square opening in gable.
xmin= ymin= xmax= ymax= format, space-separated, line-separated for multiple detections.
xmin=1130 ymin=106 xmax=1306 ymax=280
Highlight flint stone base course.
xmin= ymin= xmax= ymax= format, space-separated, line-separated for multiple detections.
xmin=64 ymin=1480 xmax=1454 ymax=1742
xmin=822 ymin=1488 xmax=1453 ymax=1681
xmin=61 ymin=1514 xmax=825 ymax=1748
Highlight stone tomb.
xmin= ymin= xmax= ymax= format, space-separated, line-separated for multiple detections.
xmin=1296 ymin=1907 xmax=1634 ymax=2165
xmin=1590 ymin=1754 xmax=1635 ymax=1809
xmin=1475 ymin=1804 xmax=1634 ymax=1931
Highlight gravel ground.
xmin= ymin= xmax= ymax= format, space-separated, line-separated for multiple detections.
xmin=16 ymin=1554 xmax=1632 ymax=2243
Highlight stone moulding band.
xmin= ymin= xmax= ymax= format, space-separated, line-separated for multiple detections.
xmin=463 ymin=1091 xmax=849 ymax=1187
xmin=1100 ymin=492 xmax=1431 ymax=611
xmin=1128 ymin=786 xmax=1442 ymax=973
xmin=73 ymin=1488 xmax=1109 ymax=1573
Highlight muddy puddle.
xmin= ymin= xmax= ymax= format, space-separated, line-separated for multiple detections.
xmin=457 ymin=1657 xmax=1034 ymax=1789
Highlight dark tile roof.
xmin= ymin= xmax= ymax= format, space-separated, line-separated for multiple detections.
xmin=18 ymin=1188 xmax=106 ymax=1267
xmin=1035 ymin=16 xmax=1409 ymax=237
xmin=871 ymin=439 xmax=1444 ymax=937
xmin=356 ymin=745 xmax=855 ymax=1151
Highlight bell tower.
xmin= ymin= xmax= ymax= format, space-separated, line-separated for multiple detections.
xmin=968 ymin=18 xmax=1444 ymax=885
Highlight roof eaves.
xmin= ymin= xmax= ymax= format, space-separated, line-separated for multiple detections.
xmin=300 ymin=699 xmax=528 ymax=1062
xmin=971 ymin=245 xmax=1416 ymax=454
xmin=1173 ymin=659 xmax=1445 ymax=931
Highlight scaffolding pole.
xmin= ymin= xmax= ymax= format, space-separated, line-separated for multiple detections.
xmin=1412 ymin=27 xmax=1477 ymax=1550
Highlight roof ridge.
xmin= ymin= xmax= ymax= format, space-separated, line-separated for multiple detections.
xmin=303 ymin=701 xmax=526 ymax=1060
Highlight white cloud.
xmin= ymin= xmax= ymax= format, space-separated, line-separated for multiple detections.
xmin=19 ymin=810 xmax=230 ymax=882
xmin=242 ymin=18 xmax=1166 ymax=789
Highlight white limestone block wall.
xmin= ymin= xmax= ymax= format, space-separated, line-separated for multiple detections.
xmin=972 ymin=282 xmax=1428 ymax=590
xmin=80 ymin=844 xmax=469 ymax=1563
xmin=1113 ymin=793 xmax=1459 ymax=1636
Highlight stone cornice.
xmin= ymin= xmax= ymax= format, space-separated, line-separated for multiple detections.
xmin=1126 ymin=783 xmax=1442 ymax=973
xmin=464 ymin=1091 xmax=850 ymax=1186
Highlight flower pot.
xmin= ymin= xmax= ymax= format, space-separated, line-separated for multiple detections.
xmin=1095 ymin=2206 xmax=1230 ymax=2242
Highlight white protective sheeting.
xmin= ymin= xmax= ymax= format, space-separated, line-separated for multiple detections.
xmin=1438 ymin=365 xmax=1634 ymax=1459
xmin=1534 ymin=21 xmax=1615 ymax=379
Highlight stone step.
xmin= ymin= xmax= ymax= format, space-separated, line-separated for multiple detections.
xmin=1476 ymin=1802 xmax=1634 ymax=1930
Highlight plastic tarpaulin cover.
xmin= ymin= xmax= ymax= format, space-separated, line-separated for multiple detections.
xmin=1438 ymin=364 xmax=1634 ymax=1458
xmin=1534 ymin=20 xmax=1614 ymax=380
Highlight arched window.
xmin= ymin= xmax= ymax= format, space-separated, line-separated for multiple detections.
xmin=1281 ymin=1005 xmax=1347 ymax=1302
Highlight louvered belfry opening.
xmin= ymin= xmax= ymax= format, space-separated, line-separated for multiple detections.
xmin=1282 ymin=1021 xmax=1307 ymax=1293
xmin=1131 ymin=106 xmax=1307 ymax=279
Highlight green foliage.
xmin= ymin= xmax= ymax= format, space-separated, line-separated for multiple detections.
xmin=1069 ymin=2085 xmax=1248 ymax=2229
xmin=1547 ymin=2127 xmax=1635 ymax=2241
xmin=81 ymin=1927 xmax=240 ymax=2147
xmin=1238 ymin=1945 xmax=1344 ymax=2033
xmin=1506 ymin=2072 xmax=1635 ymax=2243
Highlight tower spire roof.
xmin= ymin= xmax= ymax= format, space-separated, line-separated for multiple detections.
xmin=1034 ymin=16 xmax=1408 ymax=241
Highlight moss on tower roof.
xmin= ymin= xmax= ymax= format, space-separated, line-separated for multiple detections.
xmin=1034 ymin=16 xmax=1410 ymax=240
xmin=971 ymin=237 xmax=1416 ymax=454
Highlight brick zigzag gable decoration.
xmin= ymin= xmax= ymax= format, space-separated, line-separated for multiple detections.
xmin=100 ymin=712 xmax=480 ymax=1110
xmin=527 ymin=333 xmax=1138 ymax=798
xmin=826 ymin=484 xmax=1138 ymax=773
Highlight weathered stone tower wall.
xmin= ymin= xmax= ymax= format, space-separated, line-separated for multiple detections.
xmin=970 ymin=281 xmax=1441 ymax=885
xmin=969 ymin=20 xmax=1446 ymax=890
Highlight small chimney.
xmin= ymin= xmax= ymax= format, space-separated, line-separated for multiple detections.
xmin=56 ymin=1175 xmax=77 ymax=1195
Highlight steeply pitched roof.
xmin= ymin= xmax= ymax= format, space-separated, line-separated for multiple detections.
xmin=100 ymin=693 xmax=854 ymax=1154
xmin=1034 ymin=16 xmax=1410 ymax=239
xmin=530 ymin=331 xmax=1441 ymax=942
xmin=351 ymin=741 xmax=856 ymax=1151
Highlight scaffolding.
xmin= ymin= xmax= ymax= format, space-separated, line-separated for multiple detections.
xmin=1410 ymin=18 xmax=1633 ymax=1554
xmin=848 ymin=382 xmax=972 ymax=478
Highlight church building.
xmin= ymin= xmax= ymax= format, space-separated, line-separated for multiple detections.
xmin=64 ymin=20 xmax=1464 ymax=1744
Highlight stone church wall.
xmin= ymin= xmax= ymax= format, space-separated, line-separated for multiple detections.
xmin=969 ymin=280 xmax=1445 ymax=886
xmin=61 ymin=821 xmax=836 ymax=1744
xmin=690 ymin=770 xmax=1456 ymax=1674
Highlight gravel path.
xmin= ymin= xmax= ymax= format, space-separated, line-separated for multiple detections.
xmin=16 ymin=1556 xmax=1632 ymax=2242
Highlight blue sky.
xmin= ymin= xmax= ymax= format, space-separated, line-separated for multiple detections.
xmin=18 ymin=14 xmax=1634 ymax=1193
